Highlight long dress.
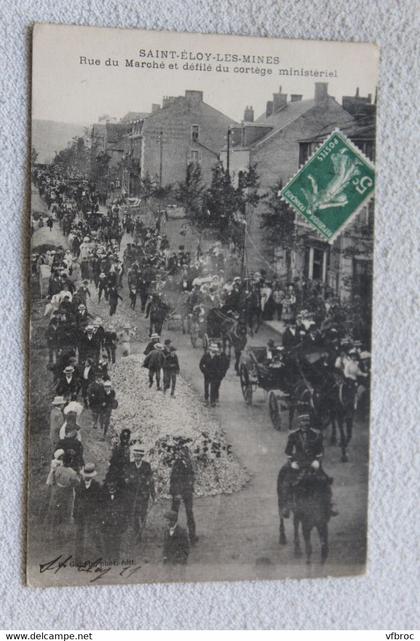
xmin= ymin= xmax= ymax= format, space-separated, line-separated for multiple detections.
xmin=282 ymin=294 xmax=296 ymax=322
xmin=45 ymin=464 xmax=80 ymax=540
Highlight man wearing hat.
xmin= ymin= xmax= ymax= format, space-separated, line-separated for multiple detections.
xmin=163 ymin=510 xmax=190 ymax=565
xmin=199 ymin=344 xmax=225 ymax=407
xmin=265 ymin=338 xmax=276 ymax=364
xmin=108 ymin=429 xmax=132 ymax=484
xmin=145 ymin=294 xmax=167 ymax=337
xmin=103 ymin=327 xmax=118 ymax=365
xmin=125 ymin=447 xmax=155 ymax=542
xmin=97 ymin=271 xmax=108 ymax=302
xmin=108 ymin=284 xmax=123 ymax=317
xmin=144 ymin=333 xmax=160 ymax=356
xmin=169 ymin=443 xmax=197 ymax=544
xmin=80 ymin=357 xmax=96 ymax=406
xmin=344 ymin=349 xmax=368 ymax=383
xmin=282 ymin=320 xmax=301 ymax=350
xmin=79 ymin=325 xmax=100 ymax=365
xmin=73 ymin=463 xmax=101 ymax=563
xmin=99 ymin=476 xmax=128 ymax=561
xmin=278 ymin=414 xmax=336 ymax=518
xmin=143 ymin=342 xmax=165 ymax=390
xmin=99 ymin=380 xmax=118 ymax=437
xmin=87 ymin=372 xmax=106 ymax=429
xmin=56 ymin=365 xmax=81 ymax=402
xmin=46 ymin=315 xmax=59 ymax=366
xmin=56 ymin=418 xmax=84 ymax=471
xmin=162 ymin=345 xmax=180 ymax=397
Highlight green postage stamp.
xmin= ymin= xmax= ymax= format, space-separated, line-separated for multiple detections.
xmin=281 ymin=130 xmax=375 ymax=242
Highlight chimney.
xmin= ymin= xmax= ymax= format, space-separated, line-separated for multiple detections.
xmin=314 ymin=82 xmax=328 ymax=104
xmin=273 ymin=86 xmax=288 ymax=112
xmin=290 ymin=94 xmax=303 ymax=102
xmin=367 ymin=93 xmax=372 ymax=103
xmin=185 ymin=90 xmax=203 ymax=106
xmin=151 ymin=103 xmax=160 ymax=114
xmin=162 ymin=96 xmax=176 ymax=108
xmin=356 ymin=87 xmax=360 ymax=97
xmin=266 ymin=100 xmax=273 ymax=117
xmin=243 ymin=106 xmax=254 ymax=122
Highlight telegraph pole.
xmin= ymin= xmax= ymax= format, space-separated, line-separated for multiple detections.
xmin=240 ymin=218 xmax=247 ymax=279
xmin=158 ymin=130 xmax=163 ymax=187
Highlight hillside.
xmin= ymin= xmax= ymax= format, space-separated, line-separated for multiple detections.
xmin=31 ymin=119 xmax=88 ymax=164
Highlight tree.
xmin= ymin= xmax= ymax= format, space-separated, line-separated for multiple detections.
xmin=201 ymin=162 xmax=262 ymax=247
xmin=31 ymin=147 xmax=39 ymax=165
xmin=260 ymin=179 xmax=304 ymax=281
xmin=175 ymin=162 xmax=205 ymax=222
xmin=202 ymin=162 xmax=237 ymax=234
xmin=52 ymin=136 xmax=89 ymax=177
xmin=138 ymin=172 xmax=172 ymax=202
xmin=138 ymin=172 xmax=158 ymax=201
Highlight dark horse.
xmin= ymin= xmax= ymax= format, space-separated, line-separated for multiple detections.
xmin=322 ymin=376 xmax=357 ymax=462
xmin=277 ymin=469 xmax=331 ymax=564
xmin=221 ymin=317 xmax=248 ymax=373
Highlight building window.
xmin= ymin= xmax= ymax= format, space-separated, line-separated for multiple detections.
xmin=366 ymin=199 xmax=374 ymax=233
xmin=190 ymin=150 xmax=199 ymax=164
xmin=299 ymin=141 xmax=322 ymax=166
xmin=353 ymin=258 xmax=373 ymax=300
xmin=299 ymin=143 xmax=310 ymax=166
xmin=304 ymin=245 xmax=329 ymax=282
xmin=191 ymin=125 xmax=200 ymax=142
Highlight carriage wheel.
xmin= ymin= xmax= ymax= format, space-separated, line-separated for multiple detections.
xmin=240 ymin=365 xmax=253 ymax=405
xmin=268 ymin=391 xmax=282 ymax=431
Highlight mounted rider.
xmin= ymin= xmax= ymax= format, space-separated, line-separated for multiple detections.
xmin=278 ymin=413 xmax=337 ymax=519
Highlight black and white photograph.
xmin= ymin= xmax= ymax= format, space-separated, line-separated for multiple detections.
xmin=28 ymin=23 xmax=378 ymax=586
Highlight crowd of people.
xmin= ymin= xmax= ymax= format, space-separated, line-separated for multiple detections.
xmin=33 ymin=167 xmax=203 ymax=566
xmin=32 ymin=163 xmax=371 ymax=567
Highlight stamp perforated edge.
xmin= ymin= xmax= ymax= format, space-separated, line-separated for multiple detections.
xmin=280 ymin=128 xmax=376 ymax=244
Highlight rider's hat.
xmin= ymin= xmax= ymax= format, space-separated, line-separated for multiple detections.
xmin=297 ymin=413 xmax=311 ymax=423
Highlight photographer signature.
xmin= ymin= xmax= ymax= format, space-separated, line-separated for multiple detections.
xmin=39 ymin=555 xmax=142 ymax=583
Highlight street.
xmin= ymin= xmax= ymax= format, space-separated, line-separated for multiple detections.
xmin=28 ymin=187 xmax=368 ymax=586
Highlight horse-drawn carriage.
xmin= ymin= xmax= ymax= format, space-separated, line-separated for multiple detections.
xmin=188 ymin=306 xmax=222 ymax=350
xmin=239 ymin=342 xmax=335 ymax=432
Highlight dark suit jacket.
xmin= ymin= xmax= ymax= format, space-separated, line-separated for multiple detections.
xmin=163 ymin=524 xmax=190 ymax=564
xmin=73 ymin=479 xmax=101 ymax=524
xmin=99 ymin=488 xmax=128 ymax=531
xmin=170 ymin=457 xmax=194 ymax=496
xmin=285 ymin=428 xmax=324 ymax=464
xmin=125 ymin=461 xmax=155 ymax=504
xmin=56 ymin=374 xmax=81 ymax=399
xmin=282 ymin=328 xmax=301 ymax=349
xmin=56 ymin=436 xmax=84 ymax=470
xmin=199 ymin=353 xmax=225 ymax=381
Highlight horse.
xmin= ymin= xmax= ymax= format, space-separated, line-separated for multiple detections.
xmin=277 ymin=468 xmax=331 ymax=564
xmin=329 ymin=378 xmax=357 ymax=462
xmin=245 ymin=289 xmax=262 ymax=336
xmin=221 ymin=318 xmax=248 ymax=373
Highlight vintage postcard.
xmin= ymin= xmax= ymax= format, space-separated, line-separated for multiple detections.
xmin=28 ymin=23 xmax=378 ymax=586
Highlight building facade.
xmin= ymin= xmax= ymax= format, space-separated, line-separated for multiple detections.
xmin=220 ymin=83 xmax=376 ymax=302
xmin=139 ymin=90 xmax=237 ymax=187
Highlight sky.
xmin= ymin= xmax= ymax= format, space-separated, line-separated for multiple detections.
xmin=32 ymin=23 xmax=379 ymax=125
